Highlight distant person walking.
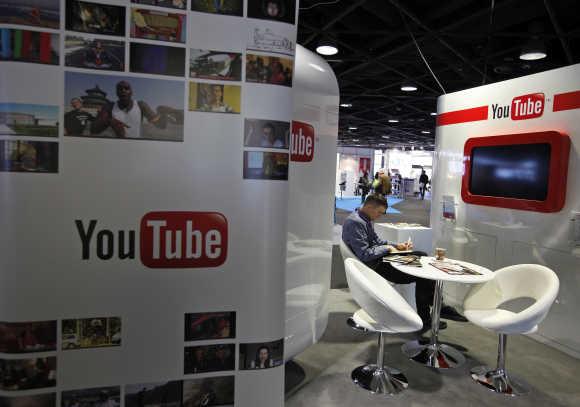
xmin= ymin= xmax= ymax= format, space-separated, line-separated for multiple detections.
xmin=419 ymin=170 xmax=429 ymax=200
xmin=358 ymin=172 xmax=370 ymax=204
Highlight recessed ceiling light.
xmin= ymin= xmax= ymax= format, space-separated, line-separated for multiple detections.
xmin=430 ymin=112 xmax=437 ymax=116
xmin=352 ymin=139 xmax=359 ymax=142
xmin=378 ymin=143 xmax=386 ymax=146
xmin=316 ymin=41 xmax=338 ymax=56
xmin=420 ymin=146 xmax=424 ymax=150
xmin=388 ymin=119 xmax=399 ymax=123
xmin=401 ymin=83 xmax=418 ymax=92
xmin=340 ymin=103 xmax=352 ymax=108
xmin=421 ymin=130 xmax=431 ymax=134
xmin=382 ymin=136 xmax=390 ymax=139
xmin=348 ymin=126 xmax=357 ymax=130
xmin=519 ymin=38 xmax=547 ymax=61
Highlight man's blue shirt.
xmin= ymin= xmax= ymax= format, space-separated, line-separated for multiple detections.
xmin=342 ymin=209 xmax=390 ymax=263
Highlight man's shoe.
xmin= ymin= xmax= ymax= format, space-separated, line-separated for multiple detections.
xmin=418 ymin=320 xmax=447 ymax=334
xmin=440 ymin=305 xmax=468 ymax=322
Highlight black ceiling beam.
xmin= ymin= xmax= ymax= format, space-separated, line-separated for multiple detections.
xmin=543 ymin=0 xmax=574 ymax=64
xmin=302 ymin=0 xmax=368 ymax=46
xmin=387 ymin=0 xmax=485 ymax=78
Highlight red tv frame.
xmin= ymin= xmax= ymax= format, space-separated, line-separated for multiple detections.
xmin=461 ymin=131 xmax=571 ymax=212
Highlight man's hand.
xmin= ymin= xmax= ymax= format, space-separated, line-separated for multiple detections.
xmin=396 ymin=241 xmax=413 ymax=251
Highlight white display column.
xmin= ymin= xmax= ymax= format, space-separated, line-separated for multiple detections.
xmin=0 ymin=1 xmax=299 ymax=406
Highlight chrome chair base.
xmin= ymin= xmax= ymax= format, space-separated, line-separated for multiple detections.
xmin=351 ymin=364 xmax=408 ymax=395
xmin=401 ymin=340 xmax=465 ymax=369
xmin=470 ymin=365 xmax=530 ymax=396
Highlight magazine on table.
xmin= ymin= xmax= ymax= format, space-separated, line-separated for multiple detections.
xmin=383 ymin=254 xmax=422 ymax=267
xmin=429 ymin=260 xmax=482 ymax=275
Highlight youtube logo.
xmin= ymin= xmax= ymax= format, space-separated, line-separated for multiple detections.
xmin=76 ymin=212 xmax=228 ymax=268
xmin=291 ymin=121 xmax=315 ymax=162
xmin=511 ymin=93 xmax=545 ymax=120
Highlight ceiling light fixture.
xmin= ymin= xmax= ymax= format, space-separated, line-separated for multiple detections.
xmin=430 ymin=112 xmax=437 ymax=116
xmin=348 ymin=126 xmax=357 ymax=130
xmin=519 ymin=38 xmax=547 ymax=61
xmin=352 ymin=139 xmax=359 ymax=142
xmin=340 ymin=103 xmax=352 ymax=108
xmin=382 ymin=136 xmax=390 ymax=139
xmin=388 ymin=119 xmax=399 ymax=123
xmin=316 ymin=40 xmax=338 ymax=56
xmin=421 ymin=130 xmax=431 ymax=134
xmin=401 ymin=83 xmax=418 ymax=92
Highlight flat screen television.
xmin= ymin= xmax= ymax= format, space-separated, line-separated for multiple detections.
xmin=461 ymin=131 xmax=570 ymax=212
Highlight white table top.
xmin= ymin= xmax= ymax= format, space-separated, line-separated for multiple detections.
xmin=389 ymin=256 xmax=494 ymax=283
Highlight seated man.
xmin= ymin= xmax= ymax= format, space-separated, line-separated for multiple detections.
xmin=342 ymin=194 xmax=455 ymax=331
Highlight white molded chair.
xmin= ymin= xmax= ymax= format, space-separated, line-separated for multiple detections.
xmin=344 ymin=258 xmax=422 ymax=395
xmin=463 ymin=264 xmax=559 ymax=396
xmin=340 ymin=240 xmax=416 ymax=310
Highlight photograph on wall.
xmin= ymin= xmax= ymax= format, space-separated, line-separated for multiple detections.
xmin=189 ymin=49 xmax=242 ymax=81
xmin=188 ymin=82 xmax=241 ymax=114
xmin=239 ymin=338 xmax=284 ymax=370
xmin=0 ymin=140 xmax=58 ymax=173
xmin=246 ymin=54 xmax=293 ymax=87
xmin=131 ymin=0 xmax=186 ymax=10
xmin=130 ymin=43 xmax=185 ymax=77
xmin=125 ymin=381 xmax=182 ymax=407
xmin=65 ymin=36 xmax=124 ymax=71
xmin=0 ymin=104 xmax=58 ymax=137
xmin=184 ymin=344 xmax=235 ymax=374
xmin=65 ymin=0 xmax=126 ymax=37
xmin=244 ymin=119 xmax=289 ymax=149
xmin=0 ymin=29 xmax=59 ymax=65
xmin=62 ymin=386 xmax=120 ymax=407
xmin=247 ymin=0 xmax=296 ymax=25
xmin=0 ymin=321 xmax=57 ymax=354
xmin=184 ymin=312 xmax=236 ymax=341
xmin=61 ymin=317 xmax=121 ymax=350
xmin=65 ymin=72 xmax=184 ymax=141
xmin=131 ymin=8 xmax=187 ymax=44
xmin=0 ymin=393 xmax=56 ymax=407
xmin=0 ymin=0 xmax=60 ymax=29
xmin=182 ymin=376 xmax=234 ymax=407
xmin=190 ymin=0 xmax=242 ymax=17
xmin=248 ymin=27 xmax=294 ymax=57
xmin=0 ymin=357 xmax=56 ymax=391
xmin=243 ymin=151 xmax=289 ymax=180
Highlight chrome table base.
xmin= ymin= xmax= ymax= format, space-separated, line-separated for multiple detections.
xmin=401 ymin=340 xmax=465 ymax=369
xmin=402 ymin=280 xmax=466 ymax=369
xmin=351 ymin=364 xmax=409 ymax=395
xmin=470 ymin=365 xmax=530 ymax=396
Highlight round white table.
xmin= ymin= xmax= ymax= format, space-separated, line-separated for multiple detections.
xmin=391 ymin=256 xmax=494 ymax=369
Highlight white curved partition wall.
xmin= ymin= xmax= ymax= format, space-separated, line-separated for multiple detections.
xmin=285 ymin=45 xmax=339 ymax=360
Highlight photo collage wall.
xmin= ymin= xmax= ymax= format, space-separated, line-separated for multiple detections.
xmin=0 ymin=0 xmax=297 ymax=180
xmin=1 ymin=0 xmax=297 ymax=406
xmin=0 ymin=313 xmax=283 ymax=406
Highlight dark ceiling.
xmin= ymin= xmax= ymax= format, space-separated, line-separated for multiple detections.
xmin=297 ymin=0 xmax=580 ymax=150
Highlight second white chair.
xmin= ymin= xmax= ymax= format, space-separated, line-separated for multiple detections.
xmin=344 ymin=258 xmax=422 ymax=395
xmin=463 ymin=264 xmax=559 ymax=396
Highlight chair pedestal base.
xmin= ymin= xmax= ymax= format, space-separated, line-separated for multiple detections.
xmin=401 ymin=340 xmax=465 ymax=369
xmin=351 ymin=364 xmax=408 ymax=395
xmin=470 ymin=365 xmax=530 ymax=396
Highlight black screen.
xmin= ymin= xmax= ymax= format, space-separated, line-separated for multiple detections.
xmin=469 ymin=143 xmax=551 ymax=200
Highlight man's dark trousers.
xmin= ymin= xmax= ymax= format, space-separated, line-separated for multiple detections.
xmin=367 ymin=251 xmax=434 ymax=323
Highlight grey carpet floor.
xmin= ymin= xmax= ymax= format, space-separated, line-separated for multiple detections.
xmin=285 ymin=289 xmax=580 ymax=406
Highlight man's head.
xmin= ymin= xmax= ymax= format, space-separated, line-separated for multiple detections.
xmin=266 ymin=1 xmax=280 ymax=17
xmin=360 ymin=194 xmax=388 ymax=220
xmin=262 ymin=123 xmax=274 ymax=140
xmin=210 ymin=84 xmax=223 ymax=103
xmin=70 ymin=98 xmax=82 ymax=110
xmin=116 ymin=81 xmax=133 ymax=104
